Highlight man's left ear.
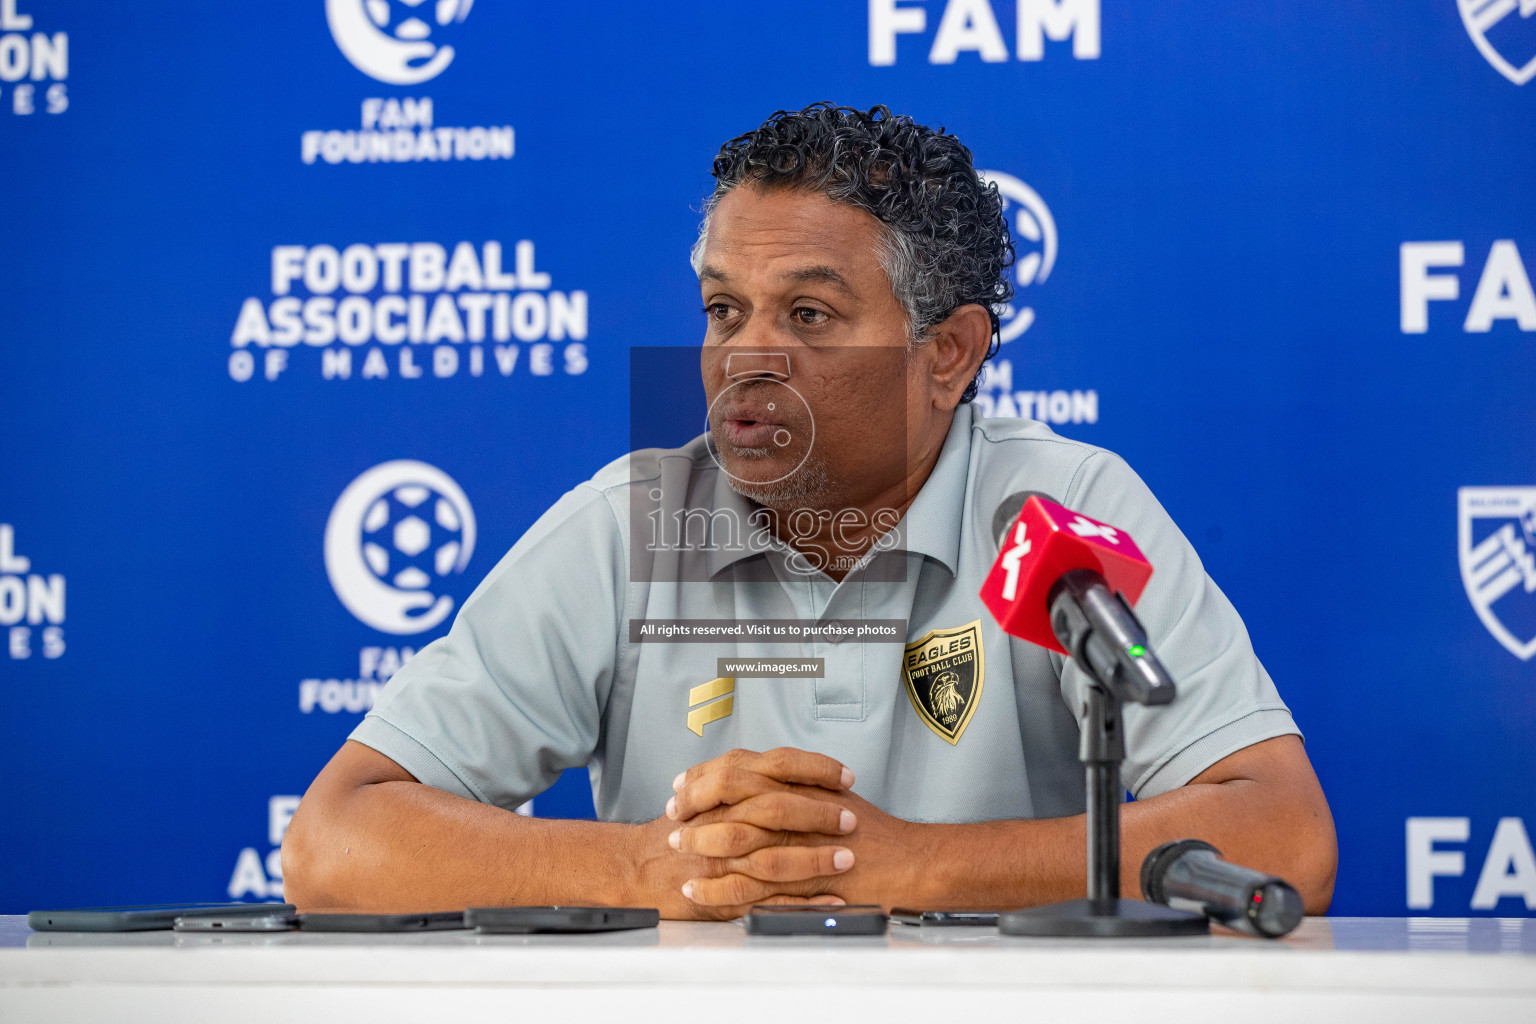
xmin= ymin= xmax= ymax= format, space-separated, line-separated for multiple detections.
xmin=925 ymin=304 xmax=994 ymax=409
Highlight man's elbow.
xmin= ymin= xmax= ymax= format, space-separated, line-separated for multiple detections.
xmin=279 ymin=800 xmax=336 ymax=912
xmin=1283 ymin=789 xmax=1338 ymax=915
xmin=281 ymin=740 xmax=416 ymax=910
xmin=280 ymin=779 xmax=372 ymax=911
xmin=1297 ymin=821 xmax=1338 ymax=914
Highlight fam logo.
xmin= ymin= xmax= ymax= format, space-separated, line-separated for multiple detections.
xmin=1400 ymin=240 xmax=1536 ymax=334
xmin=327 ymin=0 xmax=474 ymax=86
xmin=979 ymin=170 xmax=1056 ymax=343
xmin=1458 ymin=487 xmax=1536 ymax=660
xmin=0 ymin=523 xmax=64 ymax=661
xmin=326 ymin=460 xmax=476 ymax=636
xmin=0 ymin=0 xmax=68 ymax=116
xmin=307 ymin=1 xmax=511 ymax=164
xmin=1458 ymin=0 xmax=1536 ymax=86
xmin=228 ymin=240 xmax=589 ymax=382
xmin=1407 ymin=816 xmax=1536 ymax=912
xmin=869 ymin=0 xmax=1099 ymax=65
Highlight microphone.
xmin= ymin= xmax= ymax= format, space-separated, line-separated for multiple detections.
xmin=1140 ymin=839 xmax=1305 ymax=938
xmin=986 ymin=495 xmax=1209 ymax=937
xmin=980 ymin=493 xmax=1174 ymax=706
xmin=989 ymin=490 xmax=1050 ymax=550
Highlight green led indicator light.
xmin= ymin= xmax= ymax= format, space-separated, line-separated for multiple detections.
xmin=1128 ymin=645 xmax=1146 ymax=657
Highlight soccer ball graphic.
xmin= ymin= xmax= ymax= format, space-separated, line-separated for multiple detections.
xmin=360 ymin=484 xmax=466 ymax=592
xmin=326 ymin=461 xmax=477 ymax=634
xmin=328 ymin=0 xmax=474 ymax=85
xmin=364 ymin=0 xmax=473 ymax=41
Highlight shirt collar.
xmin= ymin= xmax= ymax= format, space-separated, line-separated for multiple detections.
xmin=894 ymin=405 xmax=972 ymax=577
xmin=704 ymin=466 xmax=774 ymax=577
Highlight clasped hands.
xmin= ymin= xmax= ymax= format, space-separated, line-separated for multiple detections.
xmin=643 ymin=747 xmax=930 ymax=919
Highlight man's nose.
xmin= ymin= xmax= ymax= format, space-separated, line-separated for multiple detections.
xmin=724 ymin=352 xmax=791 ymax=381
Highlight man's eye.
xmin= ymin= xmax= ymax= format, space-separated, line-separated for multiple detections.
xmin=793 ymin=307 xmax=828 ymax=325
xmin=704 ymin=304 xmax=736 ymax=321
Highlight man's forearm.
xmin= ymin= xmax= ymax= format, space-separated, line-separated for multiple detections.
xmin=282 ymin=777 xmax=650 ymax=912
xmin=902 ymin=751 xmax=1336 ymax=913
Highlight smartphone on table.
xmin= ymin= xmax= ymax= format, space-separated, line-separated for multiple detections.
xmin=744 ymin=905 xmax=887 ymax=936
xmin=889 ymin=908 xmax=1000 ymax=927
xmin=296 ymin=911 xmax=467 ymax=932
xmin=466 ymin=906 xmax=660 ymax=934
xmin=28 ymin=903 xmax=296 ymax=933
xmin=174 ymin=913 xmax=299 ymax=932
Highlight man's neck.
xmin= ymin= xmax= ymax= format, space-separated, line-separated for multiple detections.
xmin=768 ymin=412 xmax=953 ymax=583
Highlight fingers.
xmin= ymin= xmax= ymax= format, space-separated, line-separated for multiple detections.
xmin=667 ymin=766 xmax=779 ymax=821
xmin=669 ymin=821 xmax=779 ymax=857
xmin=689 ymin=893 xmax=846 ymax=920
xmin=664 ymin=747 xmax=861 ymax=913
xmin=682 ymin=870 xmax=851 ymax=909
xmin=746 ymin=894 xmax=847 ymax=907
xmin=670 ymin=748 xmax=756 ymax=795
xmin=719 ymin=844 xmax=855 ymax=883
xmin=672 ymin=747 xmax=853 ymax=795
xmin=745 ymin=747 xmax=856 ymax=790
xmin=669 ymin=765 xmax=858 ymax=823
xmin=673 ymin=793 xmax=856 ymax=843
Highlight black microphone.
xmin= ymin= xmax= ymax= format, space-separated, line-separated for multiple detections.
xmin=990 ymin=491 xmax=1053 ymax=550
xmin=1140 ymin=839 xmax=1304 ymax=938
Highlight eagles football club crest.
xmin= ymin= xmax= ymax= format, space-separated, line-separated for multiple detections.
xmin=1458 ymin=0 xmax=1536 ymax=86
xmin=902 ymin=621 xmax=985 ymax=744
xmin=1458 ymin=487 xmax=1536 ymax=660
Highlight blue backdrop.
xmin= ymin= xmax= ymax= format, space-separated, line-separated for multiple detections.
xmin=3 ymin=0 xmax=1534 ymax=917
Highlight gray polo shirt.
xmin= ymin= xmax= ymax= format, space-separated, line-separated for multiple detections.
xmin=352 ymin=405 xmax=1298 ymax=823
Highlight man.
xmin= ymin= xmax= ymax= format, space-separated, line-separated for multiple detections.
xmin=283 ymin=103 xmax=1336 ymax=918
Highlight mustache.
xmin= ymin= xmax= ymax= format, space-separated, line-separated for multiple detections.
xmin=709 ymin=381 xmax=806 ymax=427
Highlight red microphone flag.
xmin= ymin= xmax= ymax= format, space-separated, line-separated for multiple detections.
xmin=979 ymin=496 xmax=1154 ymax=655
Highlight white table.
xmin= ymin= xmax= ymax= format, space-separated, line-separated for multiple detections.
xmin=2 ymin=915 xmax=1534 ymax=1022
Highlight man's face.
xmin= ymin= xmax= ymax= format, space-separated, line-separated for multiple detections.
xmin=697 ymin=185 xmax=918 ymax=513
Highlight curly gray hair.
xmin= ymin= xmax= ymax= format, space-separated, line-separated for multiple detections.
xmin=690 ymin=102 xmax=1015 ymax=402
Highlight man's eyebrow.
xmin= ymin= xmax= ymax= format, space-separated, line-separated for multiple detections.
xmin=784 ymin=265 xmax=854 ymax=294
xmin=699 ymin=264 xmax=855 ymax=295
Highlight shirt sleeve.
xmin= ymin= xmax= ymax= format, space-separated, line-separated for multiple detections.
xmin=1060 ymin=451 xmax=1300 ymax=798
xmin=349 ymin=482 xmax=626 ymax=810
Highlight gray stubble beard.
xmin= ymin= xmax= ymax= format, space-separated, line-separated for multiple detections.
xmin=716 ymin=445 xmax=834 ymax=512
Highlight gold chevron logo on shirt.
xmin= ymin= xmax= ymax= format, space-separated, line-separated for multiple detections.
xmin=687 ymin=676 xmax=735 ymax=736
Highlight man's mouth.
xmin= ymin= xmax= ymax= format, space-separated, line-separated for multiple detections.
xmin=715 ymin=400 xmax=793 ymax=451
xmin=720 ymin=417 xmax=783 ymax=449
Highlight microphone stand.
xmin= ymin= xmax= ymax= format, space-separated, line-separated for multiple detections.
xmin=1000 ymin=572 xmax=1208 ymax=937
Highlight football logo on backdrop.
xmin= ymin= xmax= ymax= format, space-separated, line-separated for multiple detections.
xmin=979 ymin=171 xmax=1057 ymax=343
xmin=325 ymin=461 xmax=476 ymax=635
xmin=327 ymin=0 xmax=474 ymax=85
xmin=1458 ymin=0 xmax=1536 ymax=85
xmin=1458 ymin=487 xmax=1536 ymax=659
